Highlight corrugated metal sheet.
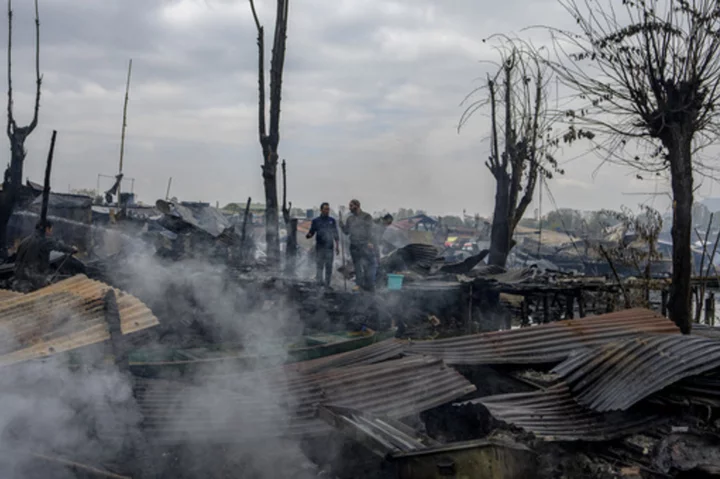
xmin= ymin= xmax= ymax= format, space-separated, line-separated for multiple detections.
xmin=317 ymin=405 xmax=439 ymax=457
xmin=475 ymin=384 xmax=662 ymax=441
xmin=404 ymin=309 xmax=680 ymax=365
xmin=553 ymin=334 xmax=720 ymax=412
xmin=693 ymin=323 xmax=720 ymax=340
xmin=0 ymin=274 xmax=159 ymax=366
xmin=652 ymin=371 xmax=720 ymax=408
xmin=285 ymin=338 xmax=405 ymax=374
xmin=135 ymin=356 xmax=476 ymax=444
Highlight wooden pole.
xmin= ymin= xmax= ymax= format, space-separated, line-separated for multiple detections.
xmin=239 ymin=197 xmax=252 ymax=262
xmin=165 ymin=176 xmax=172 ymax=200
xmin=599 ymin=245 xmax=631 ymax=308
xmin=117 ymin=58 xmax=132 ymax=208
xmin=39 ymin=130 xmax=57 ymax=231
xmin=704 ymin=293 xmax=715 ymax=325
xmin=339 ymin=210 xmax=348 ymax=292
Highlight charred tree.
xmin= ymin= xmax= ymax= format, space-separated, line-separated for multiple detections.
xmin=0 ymin=0 xmax=41 ymax=258
xmin=460 ymin=45 xmax=560 ymax=267
xmin=538 ymin=0 xmax=720 ymax=333
xmin=248 ymin=0 xmax=289 ymax=268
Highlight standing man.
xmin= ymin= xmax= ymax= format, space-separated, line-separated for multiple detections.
xmin=373 ymin=214 xmax=394 ymax=261
xmin=341 ymin=199 xmax=375 ymax=291
xmin=306 ymin=202 xmax=339 ymax=287
xmin=13 ymin=220 xmax=78 ymax=292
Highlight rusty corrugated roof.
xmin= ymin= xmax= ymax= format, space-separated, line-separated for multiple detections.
xmin=285 ymin=338 xmax=405 ymax=374
xmin=404 ymin=309 xmax=680 ymax=365
xmin=553 ymin=334 xmax=720 ymax=412
xmin=135 ymin=356 xmax=476 ymax=444
xmin=475 ymin=383 xmax=662 ymax=441
xmin=0 ymin=275 xmax=159 ymax=366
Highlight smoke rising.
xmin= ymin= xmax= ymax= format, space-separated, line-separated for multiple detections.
xmin=0 ymin=231 xmax=327 ymax=478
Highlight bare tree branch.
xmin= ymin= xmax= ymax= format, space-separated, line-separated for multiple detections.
xmin=28 ymin=0 xmax=39 ymax=133
xmin=248 ymin=0 xmax=266 ymax=144
xmin=528 ymin=0 xmax=720 ymax=332
xmin=460 ymin=41 xmax=560 ymax=267
xmin=7 ymin=0 xmax=13 ymax=138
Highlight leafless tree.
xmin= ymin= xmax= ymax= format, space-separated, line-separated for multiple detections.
xmin=537 ymin=0 xmax=720 ymax=333
xmin=0 ymin=0 xmax=41 ymax=257
xmin=460 ymin=43 xmax=561 ymax=267
xmin=248 ymin=0 xmax=289 ymax=267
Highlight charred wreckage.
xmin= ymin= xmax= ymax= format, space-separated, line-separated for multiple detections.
xmin=0 ymin=190 xmax=717 ymax=479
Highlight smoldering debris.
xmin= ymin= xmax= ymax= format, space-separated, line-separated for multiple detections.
xmin=2 ymin=198 xmax=720 ymax=478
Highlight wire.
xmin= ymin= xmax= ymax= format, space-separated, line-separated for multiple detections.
xmin=542 ymin=176 xmax=589 ymax=269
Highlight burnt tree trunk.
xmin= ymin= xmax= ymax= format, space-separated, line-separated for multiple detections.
xmin=489 ymin=171 xmax=512 ymax=267
xmin=263 ymin=150 xmax=280 ymax=263
xmin=666 ymin=130 xmax=693 ymax=334
xmin=1 ymin=0 xmax=41 ymax=258
xmin=250 ymin=0 xmax=288 ymax=268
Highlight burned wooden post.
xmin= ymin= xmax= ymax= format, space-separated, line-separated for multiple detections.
xmin=565 ymin=293 xmax=574 ymax=319
xmin=0 ymin=0 xmax=42 ymax=257
xmin=286 ymin=217 xmax=297 ymax=274
xmin=39 ymin=129 xmax=56 ymax=231
xmin=661 ymin=289 xmax=669 ymax=317
xmin=577 ymin=290 xmax=586 ymax=318
xmin=520 ymin=298 xmax=529 ymax=327
xmin=281 ymin=159 xmax=296 ymax=274
xmin=103 ymin=289 xmax=128 ymax=372
xmin=240 ymin=196 xmax=252 ymax=257
xmin=542 ymin=294 xmax=549 ymax=323
xmin=705 ymin=293 xmax=715 ymax=325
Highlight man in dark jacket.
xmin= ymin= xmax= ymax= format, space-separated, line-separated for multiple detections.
xmin=13 ymin=220 xmax=77 ymax=292
xmin=341 ymin=199 xmax=376 ymax=291
xmin=306 ymin=202 xmax=339 ymax=286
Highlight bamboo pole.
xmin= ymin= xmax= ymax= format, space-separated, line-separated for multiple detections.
xmin=117 ymin=58 xmax=132 ymax=208
xmin=165 ymin=176 xmax=172 ymax=200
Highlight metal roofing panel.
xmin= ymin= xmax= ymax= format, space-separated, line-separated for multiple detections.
xmin=317 ymin=405 xmax=440 ymax=457
xmin=135 ymin=356 xmax=476 ymax=445
xmin=404 ymin=309 xmax=680 ymax=365
xmin=553 ymin=334 xmax=720 ymax=412
xmin=0 ymin=275 xmax=159 ymax=367
xmin=651 ymin=370 xmax=720 ymax=408
xmin=475 ymin=384 xmax=662 ymax=441
xmin=283 ymin=338 xmax=405 ymax=374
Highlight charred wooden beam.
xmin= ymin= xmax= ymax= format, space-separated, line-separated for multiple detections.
xmin=103 ymin=289 xmax=128 ymax=372
xmin=39 ymin=129 xmax=56 ymax=230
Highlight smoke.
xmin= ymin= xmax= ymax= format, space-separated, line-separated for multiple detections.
xmin=105 ymin=237 xmax=320 ymax=477
xmin=0 ymin=228 xmax=329 ymax=478
xmin=0 ymin=345 xmax=142 ymax=479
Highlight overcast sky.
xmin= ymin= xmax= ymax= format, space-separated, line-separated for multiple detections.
xmin=5 ymin=0 xmax=717 ymax=217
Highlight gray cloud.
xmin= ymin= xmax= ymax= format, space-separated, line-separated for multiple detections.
xmin=1 ymin=0 xmax=689 ymax=216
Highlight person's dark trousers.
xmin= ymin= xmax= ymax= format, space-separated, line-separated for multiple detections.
xmin=349 ymin=244 xmax=368 ymax=289
xmin=316 ymin=247 xmax=334 ymax=286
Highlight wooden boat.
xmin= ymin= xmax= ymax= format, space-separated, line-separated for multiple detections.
xmin=128 ymin=329 xmax=394 ymax=378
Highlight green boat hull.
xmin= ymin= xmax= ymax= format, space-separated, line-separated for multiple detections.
xmin=128 ymin=330 xmax=394 ymax=378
